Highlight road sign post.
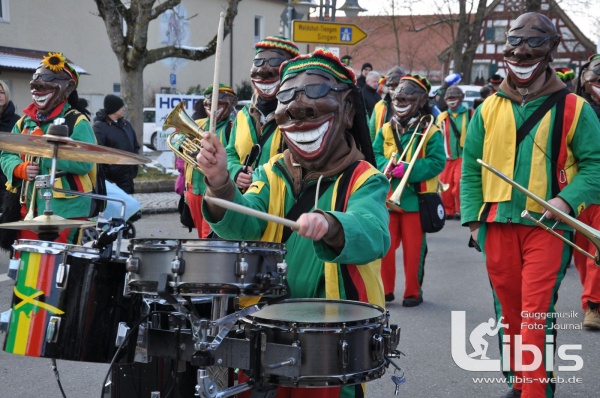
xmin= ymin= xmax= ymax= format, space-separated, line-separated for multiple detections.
xmin=292 ymin=20 xmax=367 ymax=46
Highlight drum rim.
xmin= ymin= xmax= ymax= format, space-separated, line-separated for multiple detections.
xmin=244 ymin=298 xmax=385 ymax=326
xmin=14 ymin=239 xmax=100 ymax=258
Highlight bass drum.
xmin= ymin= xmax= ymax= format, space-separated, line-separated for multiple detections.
xmin=4 ymin=240 xmax=142 ymax=363
xmin=241 ymin=299 xmax=387 ymax=387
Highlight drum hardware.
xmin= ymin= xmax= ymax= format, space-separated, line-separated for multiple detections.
xmin=45 ymin=316 xmax=61 ymax=343
xmin=55 ymin=257 xmax=69 ymax=289
xmin=0 ymin=310 xmax=11 ymax=332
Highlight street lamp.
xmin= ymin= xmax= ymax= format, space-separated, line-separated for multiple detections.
xmin=337 ymin=0 xmax=367 ymax=18
xmin=290 ymin=0 xmax=317 ymax=16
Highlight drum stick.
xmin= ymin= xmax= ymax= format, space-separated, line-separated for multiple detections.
xmin=203 ymin=196 xmax=299 ymax=230
xmin=209 ymin=12 xmax=226 ymax=140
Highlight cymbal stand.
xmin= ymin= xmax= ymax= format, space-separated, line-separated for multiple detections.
xmin=43 ymin=134 xmax=129 ymax=257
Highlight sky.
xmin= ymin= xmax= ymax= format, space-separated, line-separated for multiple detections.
xmin=344 ymin=0 xmax=600 ymax=47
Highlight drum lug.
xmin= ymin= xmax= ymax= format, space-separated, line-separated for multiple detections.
xmin=371 ymin=334 xmax=384 ymax=361
xmin=0 ymin=309 xmax=12 ymax=332
xmin=55 ymin=262 xmax=69 ymax=289
xmin=134 ymin=323 xmax=150 ymax=363
xmin=338 ymin=339 xmax=349 ymax=368
xmin=171 ymin=256 xmax=185 ymax=275
xmin=276 ymin=260 xmax=288 ymax=276
xmin=45 ymin=316 xmax=61 ymax=343
xmin=126 ymin=256 xmax=140 ymax=273
xmin=7 ymin=258 xmax=20 ymax=280
xmin=236 ymin=257 xmax=249 ymax=278
xmin=115 ymin=322 xmax=130 ymax=347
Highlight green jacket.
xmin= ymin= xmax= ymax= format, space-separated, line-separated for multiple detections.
xmin=1 ymin=103 xmax=95 ymax=219
xmin=204 ymin=156 xmax=390 ymax=304
xmin=225 ymin=104 xmax=283 ymax=180
xmin=373 ymin=120 xmax=446 ymax=212
xmin=186 ymin=117 xmax=232 ymax=195
xmin=461 ymin=91 xmax=600 ymax=229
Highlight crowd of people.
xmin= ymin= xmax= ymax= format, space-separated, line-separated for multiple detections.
xmin=2 ymin=10 xmax=600 ymax=398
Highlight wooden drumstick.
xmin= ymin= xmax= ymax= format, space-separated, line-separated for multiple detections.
xmin=208 ymin=12 xmax=226 ymax=145
xmin=203 ymin=196 xmax=299 ymax=230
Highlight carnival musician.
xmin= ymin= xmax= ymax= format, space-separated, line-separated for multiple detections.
xmin=573 ymin=54 xmax=600 ymax=330
xmin=372 ymin=74 xmax=446 ymax=305
xmin=368 ymin=66 xmax=405 ymax=141
xmin=461 ymin=13 xmax=600 ymax=398
xmin=184 ymin=83 xmax=237 ymax=238
xmin=0 ymin=52 xmax=95 ymax=244
xmin=436 ymin=86 xmax=473 ymax=219
xmin=198 ymin=49 xmax=390 ymax=398
xmin=225 ymin=36 xmax=300 ymax=191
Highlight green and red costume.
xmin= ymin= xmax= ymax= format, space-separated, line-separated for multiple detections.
xmin=373 ymin=121 xmax=445 ymax=300
xmin=461 ymin=76 xmax=600 ymax=397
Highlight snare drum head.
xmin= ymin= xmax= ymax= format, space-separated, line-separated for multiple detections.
xmin=248 ymin=299 xmax=384 ymax=325
xmin=128 ymin=238 xmax=180 ymax=251
xmin=13 ymin=239 xmax=100 ymax=259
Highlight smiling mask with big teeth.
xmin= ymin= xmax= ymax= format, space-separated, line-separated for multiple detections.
xmin=502 ymin=13 xmax=559 ymax=89
xmin=29 ymin=65 xmax=74 ymax=116
xmin=283 ymin=121 xmax=330 ymax=154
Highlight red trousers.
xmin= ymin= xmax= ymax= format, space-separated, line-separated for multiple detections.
xmin=440 ymin=158 xmax=461 ymax=215
xmin=482 ymin=223 xmax=570 ymax=398
xmin=573 ymin=204 xmax=600 ymax=310
xmin=186 ymin=188 xmax=211 ymax=238
xmin=380 ymin=210 xmax=427 ymax=299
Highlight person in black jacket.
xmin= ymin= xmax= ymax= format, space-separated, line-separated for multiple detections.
xmin=93 ymin=94 xmax=140 ymax=194
xmin=0 ymin=80 xmax=19 ymax=132
xmin=361 ymin=70 xmax=381 ymax=117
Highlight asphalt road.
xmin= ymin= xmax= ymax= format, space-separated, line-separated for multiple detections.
xmin=0 ymin=214 xmax=598 ymax=398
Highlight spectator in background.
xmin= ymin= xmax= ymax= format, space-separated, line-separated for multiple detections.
xmin=362 ymin=70 xmax=381 ymax=117
xmin=554 ymin=67 xmax=575 ymax=92
xmin=488 ymin=73 xmax=503 ymax=93
xmin=356 ymin=62 xmax=372 ymax=91
xmin=472 ymin=85 xmax=493 ymax=110
xmin=93 ymin=94 xmax=140 ymax=194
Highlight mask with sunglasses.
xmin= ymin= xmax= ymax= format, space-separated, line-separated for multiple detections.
xmin=30 ymin=65 xmax=75 ymax=116
xmin=581 ymin=59 xmax=600 ymax=106
xmin=252 ymin=57 xmax=286 ymax=68
xmin=505 ymin=34 xmax=557 ymax=48
xmin=276 ymin=83 xmax=350 ymax=104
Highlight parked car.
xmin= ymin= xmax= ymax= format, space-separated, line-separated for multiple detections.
xmin=143 ymin=107 xmax=159 ymax=150
xmin=429 ymin=84 xmax=483 ymax=109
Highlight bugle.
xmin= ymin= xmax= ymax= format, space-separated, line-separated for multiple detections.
xmin=477 ymin=158 xmax=600 ymax=266
xmin=387 ymin=114 xmax=435 ymax=211
xmin=164 ymin=101 xmax=204 ymax=173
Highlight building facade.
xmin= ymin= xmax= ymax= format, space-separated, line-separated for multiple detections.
xmin=0 ymin=0 xmax=286 ymax=115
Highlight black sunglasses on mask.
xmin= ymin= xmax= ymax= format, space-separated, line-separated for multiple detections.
xmin=505 ymin=34 xmax=558 ymax=48
xmin=252 ymin=57 xmax=286 ymax=68
xmin=32 ymin=73 xmax=70 ymax=82
xmin=276 ymin=83 xmax=350 ymax=104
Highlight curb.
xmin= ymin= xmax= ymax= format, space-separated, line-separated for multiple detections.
xmin=134 ymin=179 xmax=175 ymax=193
xmin=141 ymin=207 xmax=179 ymax=215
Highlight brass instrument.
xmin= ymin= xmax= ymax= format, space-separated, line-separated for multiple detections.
xmin=438 ymin=181 xmax=450 ymax=192
xmin=387 ymin=114 xmax=435 ymax=211
xmin=477 ymin=158 xmax=600 ymax=266
xmin=382 ymin=151 xmax=398 ymax=179
xmin=20 ymin=155 xmax=38 ymax=220
xmin=164 ymin=101 xmax=204 ymax=173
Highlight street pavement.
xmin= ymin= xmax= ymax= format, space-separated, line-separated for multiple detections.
xmin=0 ymin=198 xmax=599 ymax=397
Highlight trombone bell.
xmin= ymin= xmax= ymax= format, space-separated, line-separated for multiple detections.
xmin=163 ymin=101 xmax=203 ymax=139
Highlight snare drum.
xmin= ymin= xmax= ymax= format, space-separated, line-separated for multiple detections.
xmin=3 ymin=240 xmax=142 ymax=363
xmin=126 ymin=239 xmax=287 ymax=296
xmin=241 ymin=299 xmax=387 ymax=387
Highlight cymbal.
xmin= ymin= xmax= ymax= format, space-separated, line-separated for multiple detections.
xmin=0 ymin=215 xmax=96 ymax=233
xmin=0 ymin=132 xmax=151 ymax=165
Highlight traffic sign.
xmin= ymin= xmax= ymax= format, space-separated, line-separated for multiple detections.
xmin=292 ymin=20 xmax=367 ymax=45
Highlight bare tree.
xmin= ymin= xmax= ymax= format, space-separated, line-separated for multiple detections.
xmin=93 ymin=0 xmax=241 ymax=149
xmin=405 ymin=0 xmax=487 ymax=84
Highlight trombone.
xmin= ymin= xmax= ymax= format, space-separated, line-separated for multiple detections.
xmin=164 ymin=101 xmax=204 ymax=173
xmin=387 ymin=114 xmax=435 ymax=211
xmin=478 ymin=158 xmax=600 ymax=266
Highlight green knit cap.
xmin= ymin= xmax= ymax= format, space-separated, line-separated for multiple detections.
xmin=554 ymin=67 xmax=575 ymax=82
xmin=204 ymin=83 xmax=236 ymax=97
xmin=280 ymin=48 xmax=356 ymax=85
xmin=255 ymin=36 xmax=300 ymax=57
xmin=400 ymin=74 xmax=431 ymax=93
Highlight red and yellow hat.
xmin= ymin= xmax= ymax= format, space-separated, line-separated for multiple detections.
xmin=280 ymin=48 xmax=356 ymax=85
xmin=255 ymin=36 xmax=300 ymax=58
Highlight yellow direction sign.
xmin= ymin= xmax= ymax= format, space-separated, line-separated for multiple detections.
xmin=292 ymin=21 xmax=367 ymax=46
